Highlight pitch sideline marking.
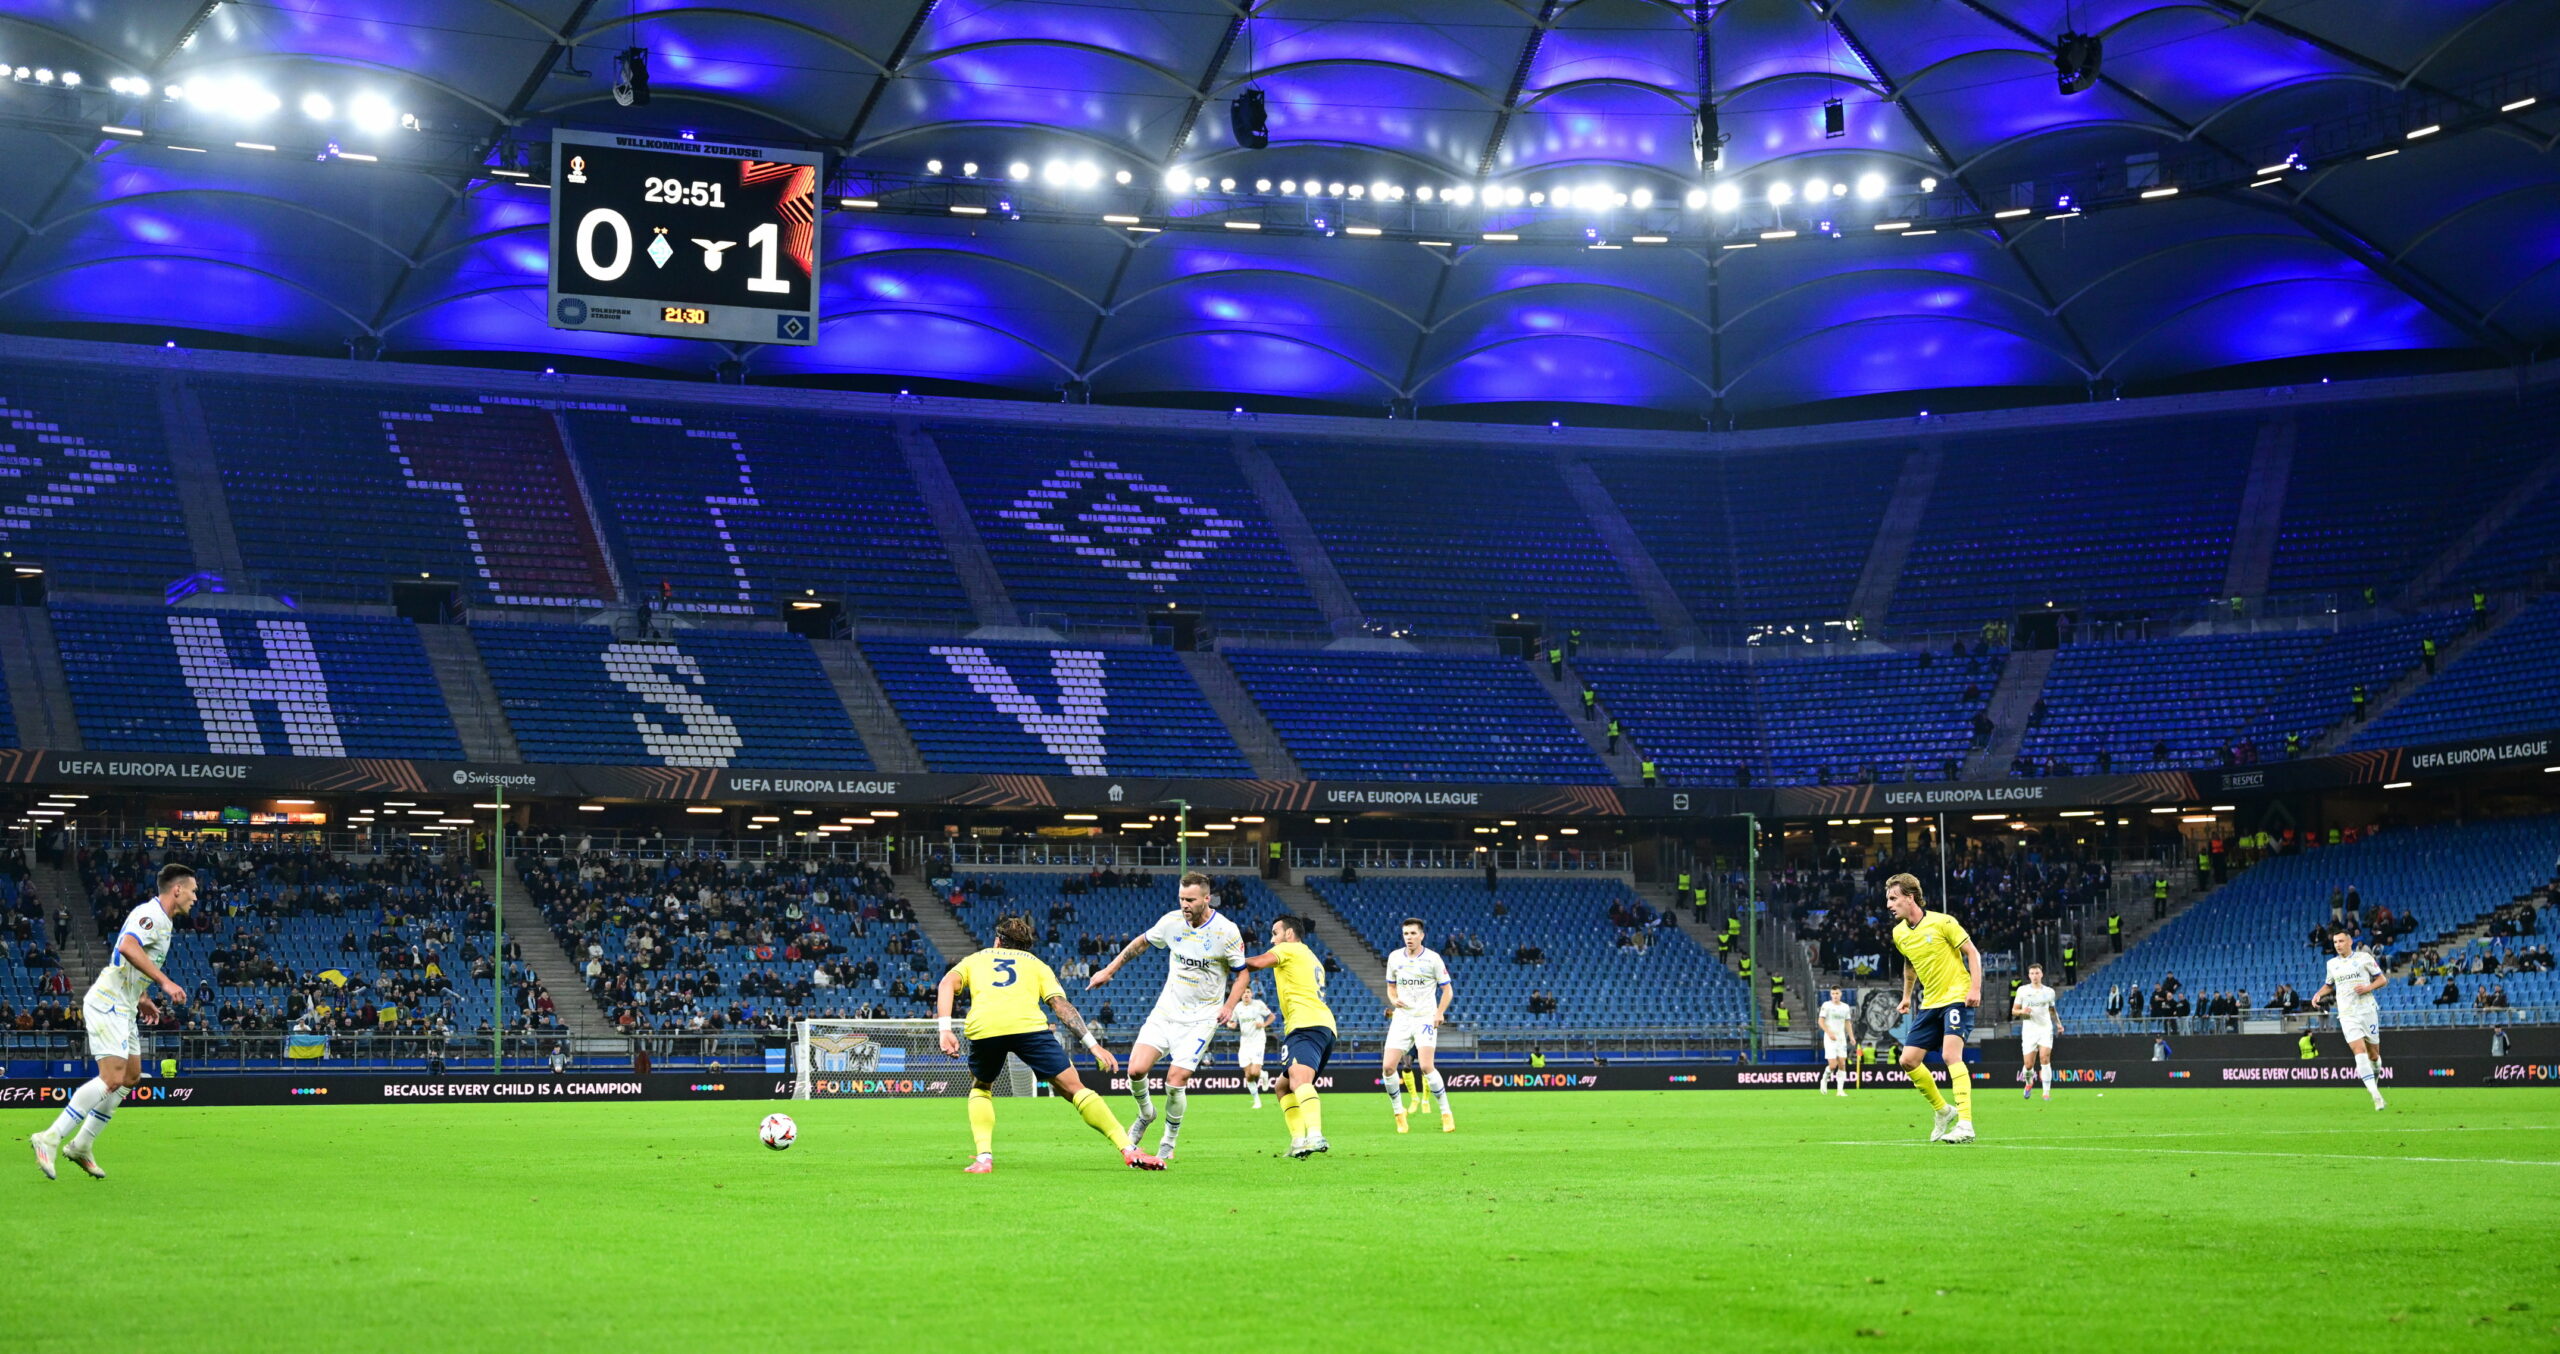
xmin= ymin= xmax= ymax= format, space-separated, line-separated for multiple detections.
xmin=1948 ymin=1143 xmax=2560 ymax=1168
xmin=1824 ymin=1124 xmax=2560 ymax=1147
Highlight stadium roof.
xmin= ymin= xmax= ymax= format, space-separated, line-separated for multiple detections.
xmin=0 ymin=1 xmax=2552 ymax=423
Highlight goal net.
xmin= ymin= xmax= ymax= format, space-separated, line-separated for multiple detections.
xmin=791 ymin=1018 xmax=1038 ymax=1099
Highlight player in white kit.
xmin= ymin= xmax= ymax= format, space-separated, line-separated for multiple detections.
xmin=1816 ymin=987 xmax=1855 ymax=1095
xmin=1231 ymin=988 xmax=1274 ymax=1108
xmin=2310 ymin=927 xmax=2390 ymax=1110
xmin=2013 ymin=963 xmax=2061 ymax=1101
xmin=31 ymin=862 xmax=196 ymax=1180
xmin=1380 ymin=918 xmax=1455 ymax=1133
xmin=1088 ymin=871 xmax=1245 ymax=1160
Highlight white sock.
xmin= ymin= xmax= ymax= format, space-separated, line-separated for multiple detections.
xmin=1385 ymin=1070 xmax=1405 ymax=1114
xmin=2040 ymin=1065 xmax=2054 ymax=1093
xmin=48 ymin=1077 xmax=109 ymax=1140
xmin=1427 ymin=1069 xmax=1449 ymax=1114
xmin=1162 ymin=1086 xmax=1185 ymax=1142
xmin=1130 ymin=1075 xmax=1154 ymax=1121
xmin=1247 ymin=1072 xmax=1263 ymax=1106
xmin=70 ymin=1085 xmax=127 ymax=1151
xmin=2354 ymin=1054 xmax=2381 ymax=1097
xmin=1818 ymin=1068 xmax=1833 ymax=1092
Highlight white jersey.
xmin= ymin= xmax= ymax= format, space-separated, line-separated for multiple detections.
xmin=1233 ymin=998 xmax=1272 ymax=1038
xmin=1141 ymin=909 xmax=1246 ymax=1023
xmin=1385 ymin=947 xmax=1451 ymax=1021
xmin=2014 ymin=984 xmax=2057 ymax=1033
xmin=1817 ymin=1000 xmax=1854 ymax=1040
xmin=2325 ymin=951 xmax=2384 ymax=1014
xmin=88 ymin=899 xmax=173 ymax=1010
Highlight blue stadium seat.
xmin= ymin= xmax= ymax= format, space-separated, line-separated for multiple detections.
xmin=565 ymin=405 xmax=970 ymax=624
xmin=1224 ymin=650 xmax=1612 ymax=784
xmin=51 ymin=605 xmax=459 ymax=758
xmin=2348 ymin=597 xmax=2560 ymax=750
xmin=472 ymin=623 xmax=868 ymax=769
xmin=931 ymin=425 xmax=1326 ymax=633
xmin=862 ymin=638 xmax=1250 ymax=777
xmin=0 ymin=362 xmax=194 ymax=594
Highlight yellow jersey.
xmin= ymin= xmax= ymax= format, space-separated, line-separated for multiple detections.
xmin=1267 ymin=940 xmax=1336 ymax=1033
xmin=950 ymin=947 xmax=1063 ymax=1040
xmin=1892 ymin=911 xmax=1975 ymax=1009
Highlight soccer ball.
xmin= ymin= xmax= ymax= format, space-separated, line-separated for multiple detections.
xmin=759 ymin=1112 xmax=798 ymax=1150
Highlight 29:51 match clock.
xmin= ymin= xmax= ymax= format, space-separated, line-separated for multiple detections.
xmin=547 ymin=128 xmax=822 ymax=344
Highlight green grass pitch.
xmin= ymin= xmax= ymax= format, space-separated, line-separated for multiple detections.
xmin=6 ymin=1087 xmax=2556 ymax=1352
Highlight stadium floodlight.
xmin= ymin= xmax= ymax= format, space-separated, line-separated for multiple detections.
xmin=1283 ymin=178 xmax=1300 ymax=194
xmin=1710 ymin=181 xmax=1741 ymax=211
xmin=925 ymin=158 xmax=943 ymax=174
xmin=1255 ymin=177 xmax=1272 ymax=191
xmin=1042 ymin=160 xmax=1067 ymax=185
xmin=1803 ymin=178 xmax=1826 ymax=201
xmin=1630 ymin=187 xmax=1652 ymax=208
xmin=1855 ymin=171 xmax=1885 ymax=199
xmin=59 ymin=70 xmax=79 ymax=87
xmin=1413 ymin=184 xmax=1431 ymax=200
xmin=1114 ymin=168 xmax=1131 ymax=184
xmin=31 ymin=68 xmax=52 ymax=84
xmin=2404 ymin=124 xmax=2440 ymax=140
xmin=1195 ymin=175 xmax=1212 ymax=190
xmin=1010 ymin=161 xmax=1032 ymax=180
xmin=1768 ymin=181 xmax=1795 ymax=205
xmin=1920 ymin=176 xmax=1938 ymax=192
xmin=1163 ymin=165 xmax=1189 ymax=191
xmin=349 ymin=93 xmax=395 ymax=132
xmin=1685 ymin=187 xmax=1707 ymax=208
xmin=1347 ymin=183 xmax=1365 ymax=198
xmin=1073 ymin=161 xmax=1099 ymax=187
xmin=1326 ymin=180 xmax=1344 ymax=196
xmin=301 ymin=92 xmax=333 ymax=119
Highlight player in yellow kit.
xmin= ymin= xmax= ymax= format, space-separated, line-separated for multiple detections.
xmin=1224 ymin=914 xmax=1336 ymax=1158
xmin=936 ymin=914 xmax=1165 ymax=1173
xmin=1885 ymin=873 xmax=1985 ymax=1144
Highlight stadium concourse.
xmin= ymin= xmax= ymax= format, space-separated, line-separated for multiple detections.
xmin=2 ymin=0 xmax=2559 ymax=1348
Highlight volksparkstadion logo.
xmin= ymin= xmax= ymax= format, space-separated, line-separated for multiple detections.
xmin=452 ymin=769 xmax=538 ymax=788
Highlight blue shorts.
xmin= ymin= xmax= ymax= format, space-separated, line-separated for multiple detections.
xmin=1282 ymin=1027 xmax=1336 ymax=1075
xmin=1904 ymin=1002 xmax=1975 ymax=1049
xmin=968 ymin=1030 xmax=1070 ymax=1085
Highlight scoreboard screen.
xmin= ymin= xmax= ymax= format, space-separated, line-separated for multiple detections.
xmin=548 ymin=129 xmax=822 ymax=344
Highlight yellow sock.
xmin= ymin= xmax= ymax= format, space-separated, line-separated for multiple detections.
xmin=1947 ymin=1061 xmax=1973 ymax=1122
xmin=1070 ymin=1087 xmax=1131 ymax=1152
xmin=1279 ymin=1090 xmax=1306 ymax=1140
xmin=1906 ymin=1064 xmax=1948 ymax=1110
xmin=1297 ymin=1087 xmax=1324 ymax=1138
xmin=967 ymin=1088 xmax=996 ymax=1156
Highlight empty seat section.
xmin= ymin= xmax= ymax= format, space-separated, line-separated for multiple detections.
xmin=1588 ymin=445 xmax=1900 ymax=633
xmin=2270 ymin=393 xmax=2551 ymax=597
xmin=1890 ymin=420 xmax=2254 ymax=631
xmin=1572 ymin=658 xmax=1761 ymax=785
xmin=2019 ymin=632 xmax=2324 ymax=770
xmin=861 ymin=638 xmax=1251 ymax=777
xmin=2241 ymin=611 xmax=2468 ymax=749
xmin=199 ymin=380 xmax=614 ymax=605
xmin=51 ymin=604 xmax=460 ymax=757
xmin=2348 ymin=596 xmax=2560 ymax=750
xmin=1268 ymin=439 xmax=1657 ymax=642
xmin=1755 ymin=650 xmax=2001 ymax=783
xmin=472 ymin=623 xmax=867 ymax=768
xmin=1311 ymin=877 xmax=1750 ymax=1028
xmin=0 ymin=362 xmax=194 ymax=593
xmin=931 ymin=424 xmax=1324 ymax=632
xmin=566 ymin=405 xmax=969 ymax=623
xmin=1224 ymin=650 xmax=1612 ymax=783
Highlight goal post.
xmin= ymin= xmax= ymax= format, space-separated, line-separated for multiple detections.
xmin=791 ymin=1018 xmax=1038 ymax=1099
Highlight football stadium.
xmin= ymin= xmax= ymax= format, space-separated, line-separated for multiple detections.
xmin=1 ymin=2 xmax=2557 ymax=1350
